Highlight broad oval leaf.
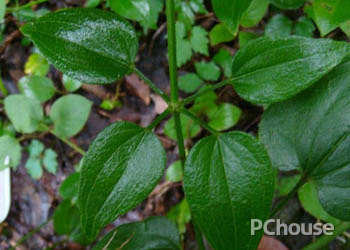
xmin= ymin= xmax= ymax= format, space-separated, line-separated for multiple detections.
xmin=78 ymin=122 xmax=166 ymax=240
xmin=211 ymin=0 xmax=253 ymax=34
xmin=231 ymin=36 xmax=350 ymax=104
xmin=18 ymin=75 xmax=55 ymax=103
xmin=0 ymin=135 xmax=21 ymax=171
xmin=93 ymin=217 xmax=180 ymax=250
xmin=270 ymin=0 xmax=306 ymax=9
xmin=184 ymin=132 xmax=275 ymax=250
xmin=4 ymin=94 xmax=43 ymax=133
xmin=21 ymin=8 xmax=138 ymax=84
xmin=260 ymin=61 xmax=350 ymax=220
xmin=50 ymin=94 xmax=92 ymax=138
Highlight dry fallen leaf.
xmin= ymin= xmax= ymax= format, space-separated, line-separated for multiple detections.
xmin=125 ymin=73 xmax=151 ymax=105
xmin=151 ymin=93 xmax=168 ymax=114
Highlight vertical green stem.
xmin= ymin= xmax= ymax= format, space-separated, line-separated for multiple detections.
xmin=0 ymin=75 xmax=8 ymax=96
xmin=166 ymin=0 xmax=179 ymax=102
xmin=165 ymin=0 xmax=186 ymax=167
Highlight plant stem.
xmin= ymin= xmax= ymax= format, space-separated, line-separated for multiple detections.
xmin=6 ymin=0 xmax=49 ymax=12
xmin=40 ymin=124 xmax=86 ymax=156
xmin=270 ymin=175 xmax=307 ymax=217
xmin=182 ymin=79 xmax=231 ymax=105
xmin=181 ymin=108 xmax=219 ymax=136
xmin=165 ymin=0 xmax=186 ymax=168
xmin=303 ymin=222 xmax=350 ymax=250
xmin=147 ymin=109 xmax=170 ymax=130
xmin=10 ymin=218 xmax=52 ymax=250
xmin=0 ymin=77 xmax=8 ymax=96
xmin=134 ymin=68 xmax=170 ymax=103
xmin=165 ymin=0 xmax=178 ymax=103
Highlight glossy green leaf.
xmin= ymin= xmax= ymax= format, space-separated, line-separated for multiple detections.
xmin=178 ymin=73 xmax=203 ymax=94
xmin=18 ymin=75 xmax=55 ymax=103
xmin=298 ymin=182 xmax=341 ymax=225
xmin=195 ymin=61 xmax=221 ymax=81
xmin=24 ymin=53 xmax=50 ymax=76
xmin=43 ymin=149 xmax=58 ymax=174
xmin=0 ymin=135 xmax=21 ymax=171
xmin=62 ymin=75 xmax=82 ymax=92
xmin=213 ymin=48 xmax=233 ymax=77
xmin=241 ymin=0 xmax=269 ymax=28
xmin=54 ymin=200 xmax=80 ymax=235
xmin=176 ymin=22 xmax=193 ymax=67
xmin=265 ymin=14 xmax=293 ymax=38
xmin=209 ymin=23 xmax=235 ymax=46
xmin=59 ymin=172 xmax=80 ymax=200
xmin=184 ymin=132 xmax=275 ymax=250
xmin=211 ymin=0 xmax=253 ymax=33
xmin=277 ymin=175 xmax=301 ymax=197
xmin=190 ymin=26 xmax=209 ymax=56
xmin=4 ymin=94 xmax=43 ymax=133
xmin=270 ymin=0 xmax=306 ymax=9
xmin=294 ymin=17 xmax=315 ymax=37
xmin=50 ymin=94 xmax=92 ymax=138
xmin=231 ymin=36 xmax=350 ymax=104
xmin=305 ymin=0 xmax=350 ymax=36
xmin=93 ymin=217 xmax=180 ymax=250
xmin=166 ymin=161 xmax=183 ymax=182
xmin=167 ymin=199 xmax=191 ymax=235
xmin=21 ymin=8 xmax=138 ymax=84
xmin=260 ymin=61 xmax=350 ymax=220
xmin=78 ymin=122 xmax=166 ymax=240
xmin=208 ymin=103 xmax=241 ymax=131
xmin=85 ymin=0 xmax=101 ymax=8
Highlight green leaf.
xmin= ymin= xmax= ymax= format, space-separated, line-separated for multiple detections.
xmin=27 ymin=140 xmax=44 ymax=158
xmin=0 ymin=0 xmax=5 ymax=24
xmin=18 ymin=75 xmax=55 ymax=103
xmin=21 ymin=8 xmax=138 ymax=84
xmin=59 ymin=172 xmax=80 ymax=200
xmin=209 ymin=23 xmax=235 ymax=46
xmin=241 ymin=0 xmax=269 ymax=28
xmin=93 ymin=217 xmax=180 ymax=250
xmin=164 ymin=114 xmax=201 ymax=140
xmin=4 ymin=94 xmax=43 ymax=133
xmin=211 ymin=0 xmax=253 ymax=33
xmin=62 ymin=75 xmax=82 ymax=92
xmin=13 ymin=7 xmax=49 ymax=22
xmin=270 ymin=0 xmax=306 ymax=9
xmin=85 ymin=0 xmax=101 ymax=8
xmin=0 ymin=135 xmax=21 ymax=171
xmin=167 ymin=199 xmax=191 ymax=235
xmin=43 ymin=149 xmax=58 ymax=174
xmin=231 ymin=36 xmax=350 ymax=104
xmin=109 ymin=0 xmax=150 ymax=22
xmin=277 ymin=175 xmax=301 ymax=196
xmin=184 ymin=132 xmax=275 ymax=250
xmin=176 ymin=22 xmax=193 ymax=67
xmin=305 ymin=0 xmax=350 ymax=36
xmin=190 ymin=26 xmax=209 ymax=56
xmin=53 ymin=200 xmax=80 ymax=235
xmin=298 ymin=181 xmax=341 ymax=225
xmin=78 ymin=122 xmax=166 ymax=240
xmin=238 ymin=31 xmax=259 ymax=48
xmin=50 ymin=94 xmax=92 ymax=138
xmin=166 ymin=161 xmax=183 ymax=182
xmin=260 ymin=61 xmax=350 ymax=220
xmin=195 ymin=61 xmax=221 ymax=81
xmin=265 ymin=14 xmax=293 ymax=38
xmin=24 ymin=53 xmax=50 ymax=77
xmin=294 ymin=17 xmax=315 ymax=37
xmin=139 ymin=0 xmax=163 ymax=31
xmin=25 ymin=157 xmax=43 ymax=179
xmin=178 ymin=73 xmax=203 ymax=94
xmin=213 ymin=48 xmax=233 ymax=78
xmin=340 ymin=20 xmax=350 ymax=37
xmin=177 ymin=1 xmax=195 ymax=31
xmin=208 ymin=103 xmax=241 ymax=131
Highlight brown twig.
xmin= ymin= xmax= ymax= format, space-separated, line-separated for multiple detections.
xmin=0 ymin=30 xmax=21 ymax=55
